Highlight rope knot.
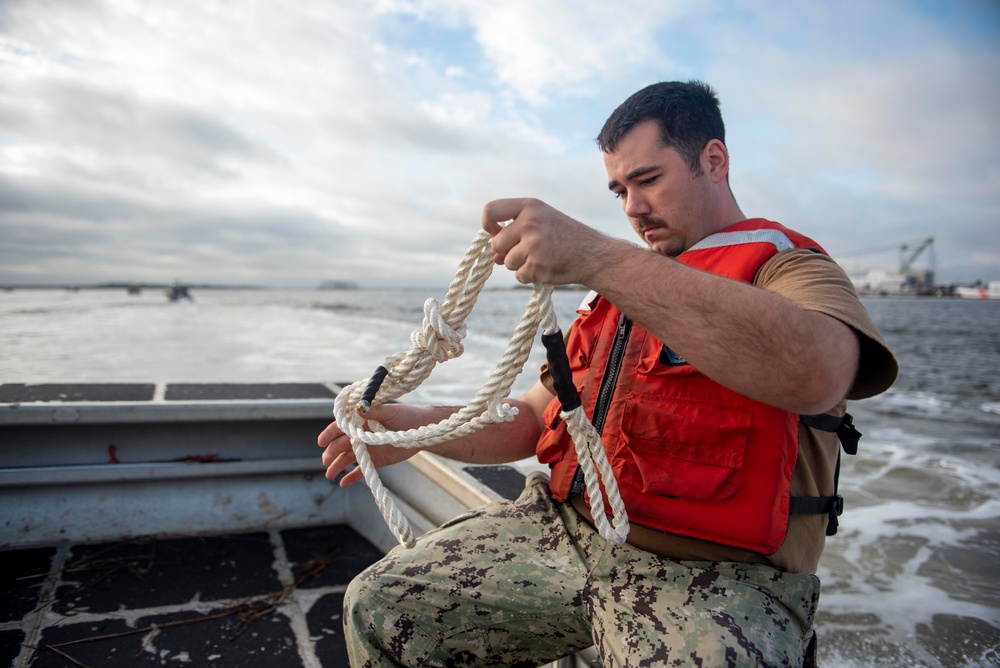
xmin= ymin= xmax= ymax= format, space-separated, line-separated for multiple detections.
xmin=487 ymin=400 xmax=518 ymax=423
xmin=413 ymin=298 xmax=466 ymax=362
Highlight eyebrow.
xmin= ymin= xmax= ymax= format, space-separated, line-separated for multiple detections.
xmin=607 ymin=165 xmax=659 ymax=192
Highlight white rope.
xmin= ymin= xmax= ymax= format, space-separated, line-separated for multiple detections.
xmin=333 ymin=229 xmax=629 ymax=547
xmin=563 ymin=408 xmax=629 ymax=543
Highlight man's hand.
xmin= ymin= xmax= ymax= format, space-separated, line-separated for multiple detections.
xmin=482 ymin=198 xmax=616 ymax=285
xmin=317 ymin=404 xmax=425 ymax=487
xmin=318 ymin=384 xmax=551 ymax=486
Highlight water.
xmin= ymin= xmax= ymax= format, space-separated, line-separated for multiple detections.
xmin=1 ymin=287 xmax=998 ymax=667
xmin=816 ymin=298 xmax=1000 ymax=668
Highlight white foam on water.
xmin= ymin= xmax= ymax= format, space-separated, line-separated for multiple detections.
xmin=874 ymin=389 xmax=954 ymax=417
xmin=818 ymin=424 xmax=1000 ymax=667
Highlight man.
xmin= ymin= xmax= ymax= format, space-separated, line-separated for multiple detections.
xmin=319 ymin=81 xmax=897 ymax=667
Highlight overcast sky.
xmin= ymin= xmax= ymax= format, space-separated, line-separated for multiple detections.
xmin=1 ymin=0 xmax=997 ymax=288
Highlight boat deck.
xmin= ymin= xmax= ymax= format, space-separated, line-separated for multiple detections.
xmin=0 ymin=382 xmax=534 ymax=667
xmin=2 ymin=525 xmax=381 ymax=667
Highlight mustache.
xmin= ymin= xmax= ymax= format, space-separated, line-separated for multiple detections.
xmin=636 ymin=216 xmax=667 ymax=232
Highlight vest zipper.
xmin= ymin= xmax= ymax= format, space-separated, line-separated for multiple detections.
xmin=570 ymin=312 xmax=632 ymax=496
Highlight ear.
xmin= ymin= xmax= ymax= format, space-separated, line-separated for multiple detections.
xmin=700 ymin=139 xmax=729 ymax=184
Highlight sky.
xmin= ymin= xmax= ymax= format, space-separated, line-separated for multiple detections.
xmin=0 ymin=0 xmax=998 ymax=288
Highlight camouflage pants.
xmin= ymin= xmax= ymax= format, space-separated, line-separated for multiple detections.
xmin=344 ymin=472 xmax=820 ymax=667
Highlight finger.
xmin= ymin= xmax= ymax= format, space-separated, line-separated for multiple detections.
xmin=503 ymin=243 xmax=528 ymax=277
xmin=362 ymin=403 xmax=396 ymax=423
xmin=317 ymin=421 xmax=343 ymax=447
xmin=322 ymin=447 xmax=363 ymax=487
xmin=327 ymin=461 xmax=361 ymax=486
xmin=321 ymin=442 xmax=344 ymax=467
xmin=323 ymin=445 xmax=355 ymax=472
xmin=339 ymin=467 xmax=365 ymax=488
xmin=325 ymin=454 xmax=355 ymax=482
xmin=482 ymin=198 xmax=529 ymax=236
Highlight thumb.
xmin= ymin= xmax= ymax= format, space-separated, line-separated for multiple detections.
xmin=358 ymin=402 xmax=400 ymax=427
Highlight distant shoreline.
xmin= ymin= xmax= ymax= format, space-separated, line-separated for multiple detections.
xmin=2 ymin=282 xmax=994 ymax=299
xmin=0 ymin=282 xmax=266 ymax=291
xmin=0 ymin=282 xmax=592 ymax=292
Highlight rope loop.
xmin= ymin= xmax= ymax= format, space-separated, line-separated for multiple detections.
xmin=333 ymin=229 xmax=630 ymax=548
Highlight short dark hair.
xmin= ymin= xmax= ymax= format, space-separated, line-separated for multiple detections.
xmin=596 ymin=80 xmax=725 ymax=175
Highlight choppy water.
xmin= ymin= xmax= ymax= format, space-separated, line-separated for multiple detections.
xmin=1 ymin=287 xmax=998 ymax=667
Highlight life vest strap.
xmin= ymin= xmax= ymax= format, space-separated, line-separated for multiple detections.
xmin=801 ymin=412 xmax=860 ymax=454
xmin=793 ymin=412 xmax=861 ymax=536
xmin=788 ymin=494 xmax=844 ymax=536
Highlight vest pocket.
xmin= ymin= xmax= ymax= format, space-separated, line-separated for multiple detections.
xmin=616 ymin=390 xmax=751 ymax=502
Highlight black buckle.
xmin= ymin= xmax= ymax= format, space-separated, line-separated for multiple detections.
xmin=838 ymin=414 xmax=861 ymax=455
xmin=826 ymin=494 xmax=845 ymax=536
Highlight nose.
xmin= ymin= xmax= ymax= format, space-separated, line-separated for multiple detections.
xmin=623 ymin=189 xmax=651 ymax=218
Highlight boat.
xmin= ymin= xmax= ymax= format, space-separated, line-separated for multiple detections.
xmin=955 ymin=280 xmax=1000 ymax=300
xmin=166 ymin=283 xmax=193 ymax=301
xmin=0 ymin=382 xmax=595 ymax=667
xmin=318 ymin=280 xmax=359 ymax=290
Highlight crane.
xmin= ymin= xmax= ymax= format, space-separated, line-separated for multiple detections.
xmin=900 ymin=237 xmax=934 ymax=272
xmin=835 ymin=236 xmax=937 ymax=295
xmin=899 ymin=237 xmax=935 ymax=293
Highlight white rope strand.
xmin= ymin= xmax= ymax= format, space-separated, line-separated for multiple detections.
xmin=333 ymin=229 xmax=630 ymax=547
xmin=563 ymin=407 xmax=630 ymax=543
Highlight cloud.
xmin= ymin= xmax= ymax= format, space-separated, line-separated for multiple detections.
xmin=3 ymin=77 xmax=275 ymax=177
xmin=703 ymin=2 xmax=1000 ymax=281
xmin=0 ymin=0 xmax=997 ymax=287
xmin=381 ymin=0 xmax=700 ymax=106
xmin=0 ymin=171 xmax=356 ymax=283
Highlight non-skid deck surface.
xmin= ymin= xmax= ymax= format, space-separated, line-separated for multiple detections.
xmin=1 ymin=526 xmax=382 ymax=667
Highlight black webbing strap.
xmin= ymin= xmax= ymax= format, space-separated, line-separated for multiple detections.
xmin=791 ymin=412 xmax=861 ymax=536
xmin=541 ymin=331 xmax=581 ymax=411
xmin=801 ymin=412 xmax=861 ymax=454
xmin=789 ymin=494 xmax=845 ymax=536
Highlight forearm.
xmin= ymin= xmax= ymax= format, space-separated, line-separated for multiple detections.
xmin=382 ymin=400 xmax=543 ymax=465
xmin=321 ymin=382 xmax=551 ymax=487
xmin=586 ymin=240 xmax=859 ymax=414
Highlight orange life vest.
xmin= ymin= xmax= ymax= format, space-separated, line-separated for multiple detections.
xmin=537 ymin=219 xmax=833 ymax=555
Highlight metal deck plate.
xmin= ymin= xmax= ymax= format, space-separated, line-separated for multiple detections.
xmin=1 ymin=526 xmax=382 ymax=667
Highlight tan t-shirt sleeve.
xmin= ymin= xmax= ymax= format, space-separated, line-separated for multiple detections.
xmin=755 ymin=249 xmax=898 ymax=399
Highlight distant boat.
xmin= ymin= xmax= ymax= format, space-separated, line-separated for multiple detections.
xmin=167 ymin=283 xmax=193 ymax=301
xmin=955 ymin=281 xmax=1000 ymax=300
xmin=318 ymin=280 xmax=359 ymax=290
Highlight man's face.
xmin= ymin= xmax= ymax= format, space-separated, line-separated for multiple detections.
xmin=603 ymin=119 xmax=715 ymax=257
